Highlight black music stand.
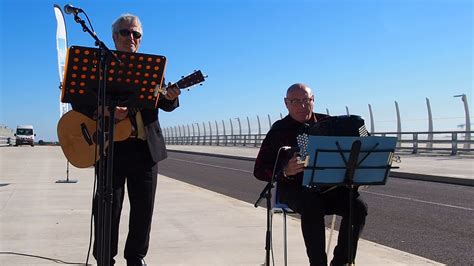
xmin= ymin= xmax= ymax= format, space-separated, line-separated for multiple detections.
xmin=61 ymin=45 xmax=166 ymax=266
xmin=302 ymin=136 xmax=397 ymax=265
xmin=62 ymin=45 xmax=166 ymax=109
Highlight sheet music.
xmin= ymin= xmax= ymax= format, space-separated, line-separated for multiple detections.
xmin=302 ymin=136 xmax=397 ymax=186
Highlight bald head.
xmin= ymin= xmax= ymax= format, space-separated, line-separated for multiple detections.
xmin=284 ymin=83 xmax=315 ymax=123
xmin=286 ymin=83 xmax=312 ymax=98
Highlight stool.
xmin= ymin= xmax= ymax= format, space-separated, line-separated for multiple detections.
xmin=271 ymin=183 xmax=337 ymax=266
xmin=271 ymin=183 xmax=294 ymax=266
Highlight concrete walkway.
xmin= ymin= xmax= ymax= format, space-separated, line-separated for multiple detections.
xmin=0 ymin=146 xmax=446 ymax=265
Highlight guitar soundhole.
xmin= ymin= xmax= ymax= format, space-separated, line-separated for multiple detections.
xmin=81 ymin=123 xmax=94 ymax=146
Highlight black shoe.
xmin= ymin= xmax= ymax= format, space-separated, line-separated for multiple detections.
xmin=126 ymin=258 xmax=146 ymax=266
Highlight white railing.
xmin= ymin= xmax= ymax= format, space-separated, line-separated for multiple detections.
xmin=163 ymin=130 xmax=474 ymax=155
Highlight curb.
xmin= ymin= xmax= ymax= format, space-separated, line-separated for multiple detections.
xmin=390 ymin=171 xmax=474 ymax=187
xmin=167 ymin=149 xmax=473 ymax=187
xmin=167 ymin=149 xmax=256 ymax=162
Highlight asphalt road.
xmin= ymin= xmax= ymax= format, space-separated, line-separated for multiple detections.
xmin=160 ymin=151 xmax=474 ymax=265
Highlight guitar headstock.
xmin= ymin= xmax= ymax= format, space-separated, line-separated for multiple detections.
xmin=176 ymin=70 xmax=206 ymax=89
xmin=156 ymin=70 xmax=206 ymax=95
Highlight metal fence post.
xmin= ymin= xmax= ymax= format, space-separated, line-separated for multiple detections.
xmin=395 ymin=101 xmax=402 ymax=149
xmin=163 ymin=127 xmax=168 ymax=143
xmin=235 ymin=117 xmax=241 ymax=146
xmin=202 ymin=122 xmax=206 ymax=145
xmin=256 ymin=115 xmax=261 ymax=147
xmin=215 ymin=120 xmax=219 ymax=146
xmin=181 ymin=125 xmax=185 ymax=145
xmin=174 ymin=126 xmax=178 ymax=144
xmin=412 ymin=133 xmax=418 ymax=154
xmin=222 ymin=120 xmax=227 ymax=146
xmin=246 ymin=116 xmax=251 ymax=147
xmin=368 ymin=104 xmax=375 ymax=134
xmin=171 ymin=126 xmax=175 ymax=144
xmin=230 ymin=118 xmax=234 ymax=146
xmin=426 ymin=98 xmax=433 ymax=150
xmin=169 ymin=126 xmax=172 ymax=144
xmin=176 ymin=125 xmax=180 ymax=145
xmin=163 ymin=127 xmax=167 ymax=142
xmin=208 ymin=121 xmax=213 ymax=145
xmin=174 ymin=126 xmax=177 ymax=144
xmin=452 ymin=132 xmax=458 ymax=155
xmin=168 ymin=126 xmax=173 ymax=144
xmin=196 ymin=123 xmax=201 ymax=145
xmin=187 ymin=124 xmax=191 ymax=145
xmin=454 ymin=94 xmax=471 ymax=150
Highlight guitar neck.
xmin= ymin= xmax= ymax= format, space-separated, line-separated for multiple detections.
xmin=166 ymin=83 xmax=181 ymax=90
xmin=158 ymin=70 xmax=205 ymax=95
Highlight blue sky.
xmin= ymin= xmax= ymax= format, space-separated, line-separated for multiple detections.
xmin=0 ymin=0 xmax=472 ymax=141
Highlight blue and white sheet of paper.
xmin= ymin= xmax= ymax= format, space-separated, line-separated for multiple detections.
xmin=302 ymin=136 xmax=397 ymax=186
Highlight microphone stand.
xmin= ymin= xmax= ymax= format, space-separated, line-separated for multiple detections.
xmin=70 ymin=11 xmax=120 ymax=266
xmin=254 ymin=148 xmax=286 ymax=266
xmin=254 ymin=181 xmax=274 ymax=266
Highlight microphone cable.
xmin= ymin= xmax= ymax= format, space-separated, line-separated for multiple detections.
xmin=85 ymin=155 xmax=97 ymax=266
xmin=0 ymin=251 xmax=90 ymax=265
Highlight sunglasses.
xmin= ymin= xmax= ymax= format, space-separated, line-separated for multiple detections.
xmin=118 ymin=29 xmax=142 ymax=39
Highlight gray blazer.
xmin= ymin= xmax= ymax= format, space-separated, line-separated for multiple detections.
xmin=141 ymin=96 xmax=179 ymax=163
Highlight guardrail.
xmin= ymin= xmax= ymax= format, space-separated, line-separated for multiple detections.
xmin=0 ymin=136 xmax=14 ymax=146
xmin=163 ymin=130 xmax=474 ymax=155
xmin=373 ymin=131 xmax=473 ymax=155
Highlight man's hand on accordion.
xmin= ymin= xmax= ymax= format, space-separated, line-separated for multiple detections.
xmin=283 ymin=152 xmax=305 ymax=179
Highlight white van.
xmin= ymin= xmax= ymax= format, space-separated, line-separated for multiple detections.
xmin=15 ymin=125 xmax=35 ymax=146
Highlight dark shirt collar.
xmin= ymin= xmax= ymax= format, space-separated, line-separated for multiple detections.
xmin=283 ymin=112 xmax=327 ymax=128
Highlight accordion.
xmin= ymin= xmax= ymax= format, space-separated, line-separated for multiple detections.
xmin=308 ymin=115 xmax=369 ymax=137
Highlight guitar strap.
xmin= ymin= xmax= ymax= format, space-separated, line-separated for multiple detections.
xmin=128 ymin=108 xmax=146 ymax=140
xmin=128 ymin=107 xmax=138 ymax=120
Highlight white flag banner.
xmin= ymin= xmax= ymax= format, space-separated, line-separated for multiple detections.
xmin=53 ymin=4 xmax=70 ymax=117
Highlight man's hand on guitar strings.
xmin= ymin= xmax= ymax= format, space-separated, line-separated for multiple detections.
xmin=115 ymin=106 xmax=129 ymax=120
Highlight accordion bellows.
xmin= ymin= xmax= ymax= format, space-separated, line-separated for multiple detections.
xmin=308 ymin=115 xmax=369 ymax=137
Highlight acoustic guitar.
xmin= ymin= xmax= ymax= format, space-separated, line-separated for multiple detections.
xmin=58 ymin=70 xmax=206 ymax=168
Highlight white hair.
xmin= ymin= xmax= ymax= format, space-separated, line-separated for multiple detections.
xmin=112 ymin=13 xmax=142 ymax=33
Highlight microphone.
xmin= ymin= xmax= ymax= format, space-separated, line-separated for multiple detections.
xmin=64 ymin=4 xmax=83 ymax=15
xmin=281 ymin=146 xmax=300 ymax=154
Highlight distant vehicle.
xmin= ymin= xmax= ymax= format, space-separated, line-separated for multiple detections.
xmin=14 ymin=125 xmax=35 ymax=146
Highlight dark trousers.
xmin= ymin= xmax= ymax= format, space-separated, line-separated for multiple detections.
xmin=93 ymin=139 xmax=158 ymax=265
xmin=279 ymin=185 xmax=368 ymax=266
